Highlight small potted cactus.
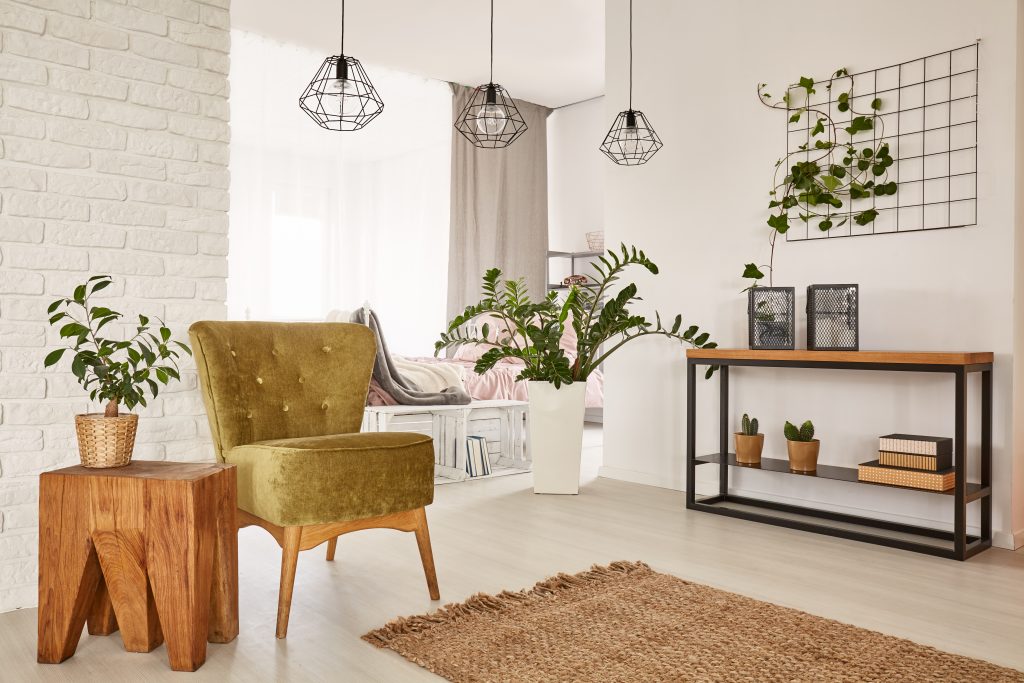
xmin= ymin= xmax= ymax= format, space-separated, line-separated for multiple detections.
xmin=784 ymin=420 xmax=819 ymax=472
xmin=735 ymin=413 xmax=763 ymax=465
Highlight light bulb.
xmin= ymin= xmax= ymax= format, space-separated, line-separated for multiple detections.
xmin=621 ymin=124 xmax=640 ymax=156
xmin=476 ymin=102 xmax=508 ymax=136
xmin=325 ymin=76 xmax=358 ymax=117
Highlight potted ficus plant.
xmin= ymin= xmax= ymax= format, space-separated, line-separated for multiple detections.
xmin=784 ymin=419 xmax=819 ymax=473
xmin=436 ymin=244 xmax=716 ymax=494
xmin=735 ymin=413 xmax=763 ymax=465
xmin=44 ymin=275 xmax=191 ymax=468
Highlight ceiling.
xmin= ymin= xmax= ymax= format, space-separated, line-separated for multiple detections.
xmin=232 ymin=0 xmax=605 ymax=109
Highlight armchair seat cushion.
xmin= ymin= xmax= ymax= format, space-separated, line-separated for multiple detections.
xmin=226 ymin=431 xmax=434 ymax=527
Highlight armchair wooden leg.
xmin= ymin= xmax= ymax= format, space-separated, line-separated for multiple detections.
xmin=276 ymin=526 xmax=302 ymax=639
xmin=412 ymin=508 xmax=440 ymax=601
xmin=325 ymin=537 xmax=337 ymax=562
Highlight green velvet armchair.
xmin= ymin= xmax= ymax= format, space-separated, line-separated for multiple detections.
xmin=189 ymin=321 xmax=439 ymax=638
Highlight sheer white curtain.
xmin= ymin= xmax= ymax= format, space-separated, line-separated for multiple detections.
xmin=228 ymin=31 xmax=451 ymax=356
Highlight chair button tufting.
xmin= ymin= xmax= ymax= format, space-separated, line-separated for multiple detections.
xmin=256 ymin=377 xmax=263 ymax=384
xmin=321 ymin=402 xmax=329 ymax=410
xmin=322 ymin=345 xmax=331 ymax=353
xmin=272 ymin=348 xmax=278 ymax=356
xmin=246 ymin=411 xmax=253 ymax=419
xmin=282 ymin=404 xmax=289 ymax=412
xmin=230 ymin=349 xmax=237 ymax=357
xmin=298 ymin=376 xmax=305 ymax=384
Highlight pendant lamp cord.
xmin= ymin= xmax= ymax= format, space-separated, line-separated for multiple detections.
xmin=340 ymin=0 xmax=345 ymax=56
xmin=628 ymin=0 xmax=633 ymax=110
xmin=489 ymin=0 xmax=494 ymax=84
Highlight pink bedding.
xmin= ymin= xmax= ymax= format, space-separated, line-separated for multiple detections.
xmin=367 ymin=356 xmax=604 ymax=408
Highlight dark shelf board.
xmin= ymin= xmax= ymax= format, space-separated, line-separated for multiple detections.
xmin=695 ymin=453 xmax=987 ymax=499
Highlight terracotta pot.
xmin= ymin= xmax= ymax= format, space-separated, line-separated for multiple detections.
xmin=74 ymin=413 xmax=138 ymax=468
xmin=734 ymin=433 xmax=764 ymax=465
xmin=786 ymin=439 xmax=820 ymax=473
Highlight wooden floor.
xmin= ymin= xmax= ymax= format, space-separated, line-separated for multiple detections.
xmin=5 ymin=426 xmax=1024 ymax=681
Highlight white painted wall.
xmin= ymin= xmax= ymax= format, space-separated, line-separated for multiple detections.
xmin=0 ymin=0 xmax=230 ymax=610
xmin=548 ymin=96 xmax=606 ymax=253
xmin=600 ymin=0 xmax=1023 ymax=548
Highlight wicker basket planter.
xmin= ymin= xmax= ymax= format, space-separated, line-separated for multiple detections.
xmin=75 ymin=413 xmax=138 ymax=468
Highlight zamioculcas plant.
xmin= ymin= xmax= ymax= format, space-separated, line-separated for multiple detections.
xmin=437 ymin=244 xmax=717 ymax=494
xmin=44 ymin=275 xmax=192 ymax=417
xmin=436 ymin=244 xmax=718 ymax=384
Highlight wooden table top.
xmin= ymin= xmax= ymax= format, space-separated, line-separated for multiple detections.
xmin=45 ymin=461 xmax=232 ymax=481
xmin=685 ymin=349 xmax=994 ymax=366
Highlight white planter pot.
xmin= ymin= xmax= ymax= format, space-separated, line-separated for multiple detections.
xmin=528 ymin=380 xmax=587 ymax=495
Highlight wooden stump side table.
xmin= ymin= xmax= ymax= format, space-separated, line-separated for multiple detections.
xmin=37 ymin=461 xmax=238 ymax=672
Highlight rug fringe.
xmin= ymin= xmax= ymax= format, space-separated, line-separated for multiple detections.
xmin=363 ymin=561 xmax=651 ymax=647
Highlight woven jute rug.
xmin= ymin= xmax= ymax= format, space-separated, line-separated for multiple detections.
xmin=364 ymin=561 xmax=1024 ymax=683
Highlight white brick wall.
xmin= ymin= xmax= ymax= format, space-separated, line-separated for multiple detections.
xmin=0 ymin=0 xmax=230 ymax=612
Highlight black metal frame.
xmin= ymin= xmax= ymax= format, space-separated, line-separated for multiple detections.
xmin=786 ymin=42 xmax=978 ymax=241
xmin=685 ymin=355 xmax=992 ymax=560
xmin=748 ymin=287 xmax=795 ymax=350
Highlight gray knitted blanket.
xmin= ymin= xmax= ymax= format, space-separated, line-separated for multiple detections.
xmin=350 ymin=308 xmax=471 ymax=406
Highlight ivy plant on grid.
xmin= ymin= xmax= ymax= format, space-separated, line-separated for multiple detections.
xmin=436 ymin=244 xmax=719 ymax=384
xmin=44 ymin=275 xmax=192 ymax=417
xmin=743 ymin=68 xmax=898 ymax=290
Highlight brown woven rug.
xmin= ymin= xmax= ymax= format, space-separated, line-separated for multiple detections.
xmin=364 ymin=561 xmax=1023 ymax=683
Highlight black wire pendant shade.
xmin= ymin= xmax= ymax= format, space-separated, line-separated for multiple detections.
xmin=299 ymin=0 xmax=383 ymax=132
xmin=453 ymin=0 xmax=527 ymax=149
xmin=454 ymin=83 xmax=528 ymax=148
xmin=601 ymin=0 xmax=662 ymax=165
xmin=600 ymin=110 xmax=662 ymax=165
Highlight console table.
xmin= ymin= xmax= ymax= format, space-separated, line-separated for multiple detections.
xmin=37 ymin=461 xmax=238 ymax=671
xmin=685 ymin=349 xmax=993 ymax=560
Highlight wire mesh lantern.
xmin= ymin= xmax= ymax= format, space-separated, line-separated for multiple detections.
xmin=748 ymin=287 xmax=796 ymax=350
xmin=600 ymin=110 xmax=663 ymax=165
xmin=300 ymin=55 xmax=383 ymax=131
xmin=299 ymin=0 xmax=383 ymax=132
xmin=454 ymin=83 xmax=528 ymax=148
xmin=807 ymin=284 xmax=859 ymax=351
xmin=600 ymin=0 xmax=663 ymax=166
xmin=454 ymin=0 xmax=528 ymax=149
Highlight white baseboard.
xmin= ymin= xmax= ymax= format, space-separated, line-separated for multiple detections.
xmin=597 ymin=468 xmax=1020 ymax=551
xmin=597 ymin=465 xmax=680 ymax=490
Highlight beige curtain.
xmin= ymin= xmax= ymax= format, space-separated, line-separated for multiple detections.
xmin=447 ymin=84 xmax=552 ymax=320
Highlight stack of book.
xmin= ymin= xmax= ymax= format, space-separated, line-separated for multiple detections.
xmin=466 ymin=435 xmax=492 ymax=477
xmin=858 ymin=434 xmax=955 ymax=491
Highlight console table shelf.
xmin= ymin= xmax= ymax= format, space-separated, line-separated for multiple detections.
xmin=685 ymin=349 xmax=993 ymax=560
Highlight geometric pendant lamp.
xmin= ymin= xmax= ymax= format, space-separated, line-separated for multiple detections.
xmin=299 ymin=0 xmax=384 ymax=132
xmin=453 ymin=0 xmax=528 ymax=148
xmin=600 ymin=0 xmax=662 ymax=165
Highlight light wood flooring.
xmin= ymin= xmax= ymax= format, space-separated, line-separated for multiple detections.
xmin=4 ymin=426 xmax=1023 ymax=681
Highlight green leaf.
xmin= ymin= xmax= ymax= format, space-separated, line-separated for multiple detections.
xmin=818 ymin=219 xmax=833 ymax=231
xmin=767 ymin=213 xmax=790 ymax=233
xmin=810 ymin=118 xmax=824 ymax=136
xmin=870 ymin=97 xmax=882 ymax=110
xmin=47 ymin=300 xmax=63 ymax=314
xmin=73 ymin=285 xmax=86 ymax=303
xmin=44 ymin=348 xmax=66 ymax=367
xmin=854 ymin=209 xmax=879 ymax=225
xmin=742 ymin=263 xmax=765 ymax=280
xmin=798 ymin=76 xmax=815 ymax=94
xmin=789 ymin=110 xmax=802 ymax=124
xmin=822 ymin=175 xmax=840 ymax=191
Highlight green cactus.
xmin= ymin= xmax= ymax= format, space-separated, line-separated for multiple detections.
xmin=741 ymin=413 xmax=759 ymax=436
xmin=784 ymin=420 xmax=815 ymax=442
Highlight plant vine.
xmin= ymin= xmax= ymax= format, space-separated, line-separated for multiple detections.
xmin=743 ymin=68 xmax=897 ymax=288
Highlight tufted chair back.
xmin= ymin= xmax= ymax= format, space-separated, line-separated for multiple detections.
xmin=189 ymin=321 xmax=376 ymax=462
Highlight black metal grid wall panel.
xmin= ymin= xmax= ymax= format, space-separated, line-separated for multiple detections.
xmin=748 ymin=287 xmax=796 ymax=349
xmin=785 ymin=43 xmax=978 ymax=241
xmin=807 ymin=284 xmax=859 ymax=350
